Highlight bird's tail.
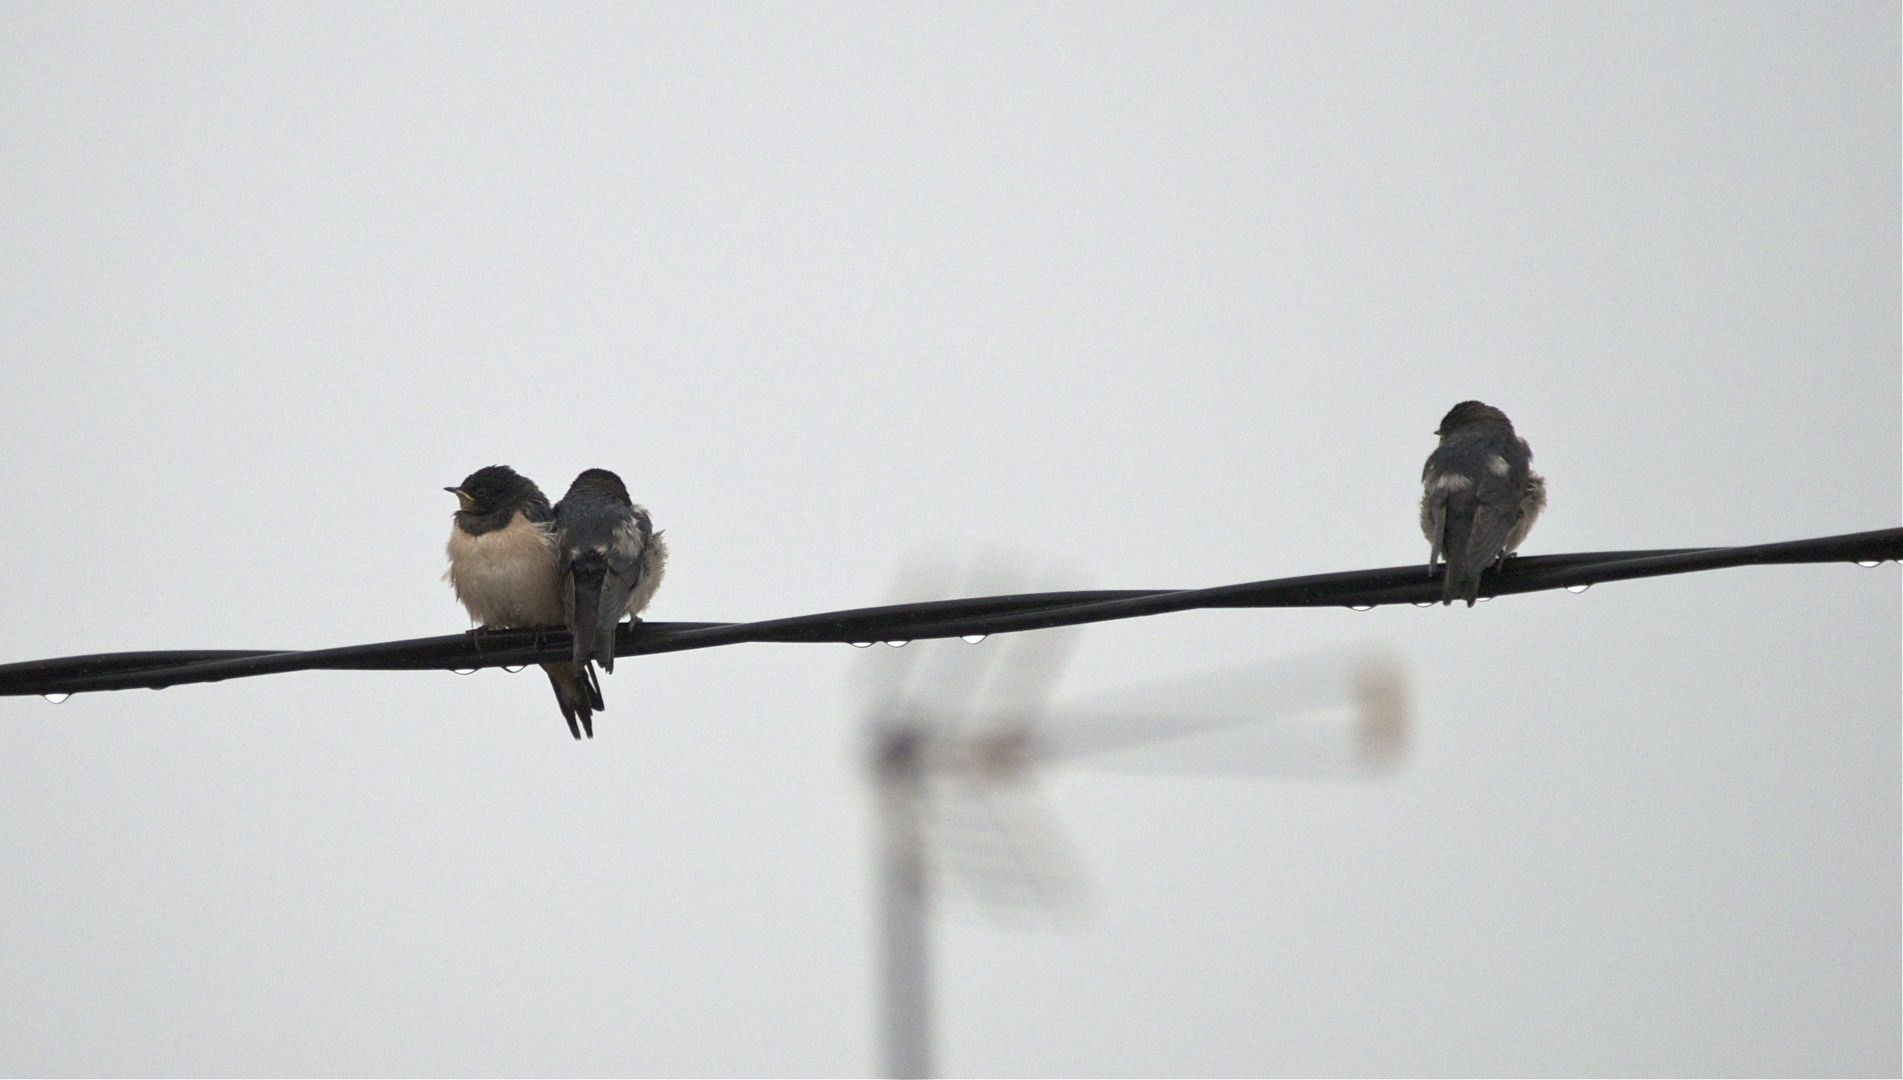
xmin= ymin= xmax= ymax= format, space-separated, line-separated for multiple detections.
xmin=542 ymin=660 xmax=605 ymax=739
xmin=1439 ymin=493 xmax=1483 ymax=607
xmin=566 ymin=559 xmax=619 ymax=673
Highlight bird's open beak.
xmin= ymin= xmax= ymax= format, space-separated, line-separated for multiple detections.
xmin=446 ymin=487 xmax=477 ymax=512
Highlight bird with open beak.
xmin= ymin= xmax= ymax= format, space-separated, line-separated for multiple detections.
xmin=444 ymin=465 xmax=602 ymax=739
xmin=553 ymin=468 xmax=667 ymax=679
xmin=1419 ymin=401 xmax=1546 ymax=607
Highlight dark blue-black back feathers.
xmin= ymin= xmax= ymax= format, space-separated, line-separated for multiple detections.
xmin=554 ymin=469 xmax=666 ymax=675
xmin=1419 ymin=401 xmax=1546 ymax=606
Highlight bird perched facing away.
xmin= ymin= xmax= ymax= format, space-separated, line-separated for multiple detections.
xmin=444 ymin=465 xmax=603 ymax=740
xmin=554 ymin=469 xmax=667 ymax=678
xmin=1419 ymin=401 xmax=1547 ymax=607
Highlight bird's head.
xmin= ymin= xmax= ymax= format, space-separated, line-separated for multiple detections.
xmin=560 ymin=468 xmax=633 ymax=506
xmin=447 ymin=465 xmax=547 ymax=518
xmin=1436 ymin=400 xmax=1514 ymax=438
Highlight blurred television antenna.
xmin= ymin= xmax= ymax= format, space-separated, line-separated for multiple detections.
xmin=851 ymin=547 xmax=1409 ymax=1079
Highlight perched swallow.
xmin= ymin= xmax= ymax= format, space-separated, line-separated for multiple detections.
xmin=444 ymin=465 xmax=603 ymax=739
xmin=554 ymin=469 xmax=667 ymax=676
xmin=1419 ymin=401 xmax=1547 ymax=607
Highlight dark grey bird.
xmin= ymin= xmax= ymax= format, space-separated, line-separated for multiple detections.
xmin=554 ymin=468 xmax=667 ymax=684
xmin=1419 ymin=401 xmax=1547 ymax=607
xmin=444 ymin=465 xmax=603 ymax=739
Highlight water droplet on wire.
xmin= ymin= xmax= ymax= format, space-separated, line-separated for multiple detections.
xmin=961 ymin=634 xmax=987 ymax=644
xmin=42 ymin=693 xmax=69 ymax=704
xmin=1412 ymin=600 xmax=1436 ymax=608
xmin=850 ymin=641 xmax=873 ymax=648
xmin=1857 ymin=560 xmax=1882 ymax=568
xmin=502 ymin=664 xmax=526 ymax=673
xmin=1348 ymin=604 xmax=1374 ymax=612
xmin=884 ymin=640 xmax=909 ymax=647
xmin=452 ymin=667 xmax=477 ymax=676
xmin=1565 ymin=583 xmax=1592 ymax=593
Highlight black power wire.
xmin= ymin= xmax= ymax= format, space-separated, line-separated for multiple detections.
xmin=1 ymin=527 xmax=1895 ymax=698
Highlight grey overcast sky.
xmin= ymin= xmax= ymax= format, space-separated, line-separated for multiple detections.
xmin=0 ymin=3 xmax=1897 ymax=1076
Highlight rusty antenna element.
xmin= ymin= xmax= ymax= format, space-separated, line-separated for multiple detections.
xmin=852 ymin=548 xmax=1410 ymax=1079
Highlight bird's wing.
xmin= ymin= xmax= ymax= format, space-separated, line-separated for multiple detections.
xmin=1502 ymin=471 xmax=1546 ymax=554
xmin=1420 ymin=450 xmax=1478 ymax=569
xmin=1464 ymin=438 xmax=1532 ymax=566
xmin=599 ymin=508 xmax=652 ymax=579
xmin=569 ymin=509 xmax=655 ymax=672
xmin=1429 ymin=434 xmax=1530 ymax=603
xmin=1419 ymin=485 xmax=1449 ymax=568
xmin=1462 ymin=488 xmax=1521 ymax=573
